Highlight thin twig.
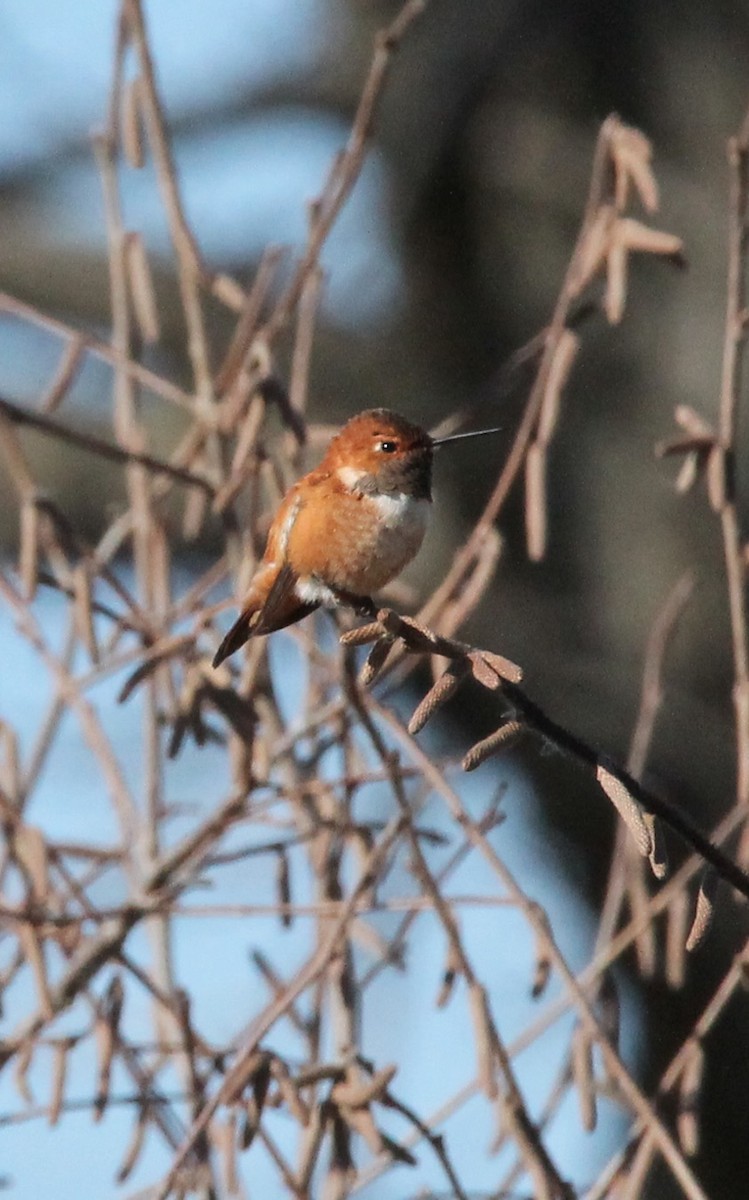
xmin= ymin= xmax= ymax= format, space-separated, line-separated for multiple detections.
xmin=0 ymin=394 xmax=215 ymax=494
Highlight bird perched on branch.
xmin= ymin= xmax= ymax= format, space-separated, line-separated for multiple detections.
xmin=213 ymin=408 xmax=500 ymax=666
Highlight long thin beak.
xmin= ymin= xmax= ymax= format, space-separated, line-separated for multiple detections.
xmin=432 ymin=425 xmax=504 ymax=448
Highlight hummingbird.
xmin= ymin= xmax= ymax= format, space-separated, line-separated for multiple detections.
xmin=212 ymin=408 xmax=502 ymax=667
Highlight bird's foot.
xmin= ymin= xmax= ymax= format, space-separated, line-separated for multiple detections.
xmin=328 ymin=589 xmax=378 ymax=620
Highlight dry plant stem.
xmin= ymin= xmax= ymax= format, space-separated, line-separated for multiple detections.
xmin=360 ymin=607 xmax=749 ymax=901
xmin=501 ymin=804 xmax=748 ymax=1093
xmin=595 ymin=571 xmax=694 ymax=957
xmin=213 ymin=247 xmax=283 ymax=395
xmin=264 ymin=639 xmax=747 ymax=1145
xmin=370 ymin=703 xmax=709 ymax=1200
xmin=0 ymin=571 xmax=139 ymax=842
xmin=122 ymin=0 xmax=244 ymax=316
xmin=0 ymin=1087 xmax=190 ymax=1129
xmin=380 ymin=1098 xmax=464 ymax=1199
xmin=503 ymin=677 xmax=749 ymax=898
xmin=629 ymin=570 xmax=696 ymax=781
xmin=419 ymin=119 xmax=621 ymax=632
xmin=347 ymin=678 xmax=575 ymax=1200
xmin=0 ymin=895 xmax=527 ymax=926
xmin=0 ymin=16 xmax=730 ymax=1195
xmin=289 ymin=265 xmax=323 ymax=423
xmin=118 ymin=10 xmax=235 ymax=708
xmin=589 ymin=995 xmax=724 ymax=1200
xmin=152 ymin=818 xmax=405 ymax=1200
xmin=0 ymin=30 xmax=472 ymax=1186
xmin=0 ymin=291 xmax=195 ymax=411
xmin=0 ymin=781 xmax=249 ymax=1058
xmin=493 ymin=1061 xmax=587 ymax=1198
xmin=584 ymin=105 xmax=749 ymax=1197
xmin=0 ymin=394 xmax=214 ymax=494
xmin=95 ymin=116 xmax=186 ymax=1094
xmin=82 ymin=988 xmax=187 ymax=1151
xmin=260 ymin=0 xmax=428 ymax=343
xmin=359 ymin=799 xmax=506 ymax=992
xmin=597 ymin=185 xmax=749 ymax=1166
xmin=17 ymin=617 xmax=77 ymax=810
xmin=40 ymin=337 xmax=86 ymax=413
xmin=171 ymin=892 xmax=512 ymax=919
xmin=413 ymin=802 xmax=746 ymax=1199
xmin=324 ymin=711 xmax=360 ymax=1067
xmin=718 ymin=111 xmax=749 ymax=855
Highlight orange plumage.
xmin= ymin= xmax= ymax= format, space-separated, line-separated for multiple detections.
xmin=213 ymin=410 xmax=434 ymax=666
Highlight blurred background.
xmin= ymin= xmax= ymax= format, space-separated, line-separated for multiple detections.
xmin=1 ymin=1 xmax=749 ymax=1196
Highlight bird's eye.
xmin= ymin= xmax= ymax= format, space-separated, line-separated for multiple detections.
xmin=377 ymin=440 xmax=398 ymax=453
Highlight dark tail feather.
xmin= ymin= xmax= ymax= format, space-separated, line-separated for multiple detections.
xmin=212 ymin=599 xmax=320 ymax=667
xmin=212 ymin=610 xmax=257 ymax=668
xmin=214 ymin=565 xmax=324 ymax=666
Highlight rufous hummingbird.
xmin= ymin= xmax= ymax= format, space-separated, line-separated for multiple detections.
xmin=212 ymin=408 xmax=502 ymax=667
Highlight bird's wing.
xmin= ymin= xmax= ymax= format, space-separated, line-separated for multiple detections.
xmin=251 ymin=561 xmax=317 ymax=636
xmin=213 ymin=558 xmax=317 ymax=664
xmin=252 ymin=492 xmax=316 ymax=633
xmin=215 ymin=489 xmax=323 ymax=664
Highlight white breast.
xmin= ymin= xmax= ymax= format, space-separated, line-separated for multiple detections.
xmin=371 ymin=490 xmax=430 ymax=535
xmin=330 ymin=467 xmax=431 ymax=593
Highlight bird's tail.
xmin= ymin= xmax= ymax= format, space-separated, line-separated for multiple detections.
xmin=212 ymin=609 xmax=257 ymax=668
xmin=213 ymin=564 xmax=322 ymax=667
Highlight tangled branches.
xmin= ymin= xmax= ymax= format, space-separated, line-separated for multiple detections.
xmin=1 ymin=3 xmax=749 ymax=1198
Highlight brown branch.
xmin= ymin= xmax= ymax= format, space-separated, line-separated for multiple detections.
xmin=0 ymin=6 xmax=736 ymax=1192
xmin=0 ymin=291 xmax=196 ymax=411
xmin=152 ymin=818 xmax=406 ymax=1199
xmin=345 ymin=606 xmax=749 ymax=902
xmin=0 ymin=394 xmax=215 ymax=494
xmin=370 ymin=700 xmax=709 ymax=1200
xmin=260 ymin=0 xmax=428 ymax=344
xmin=717 ymin=115 xmax=749 ymax=850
